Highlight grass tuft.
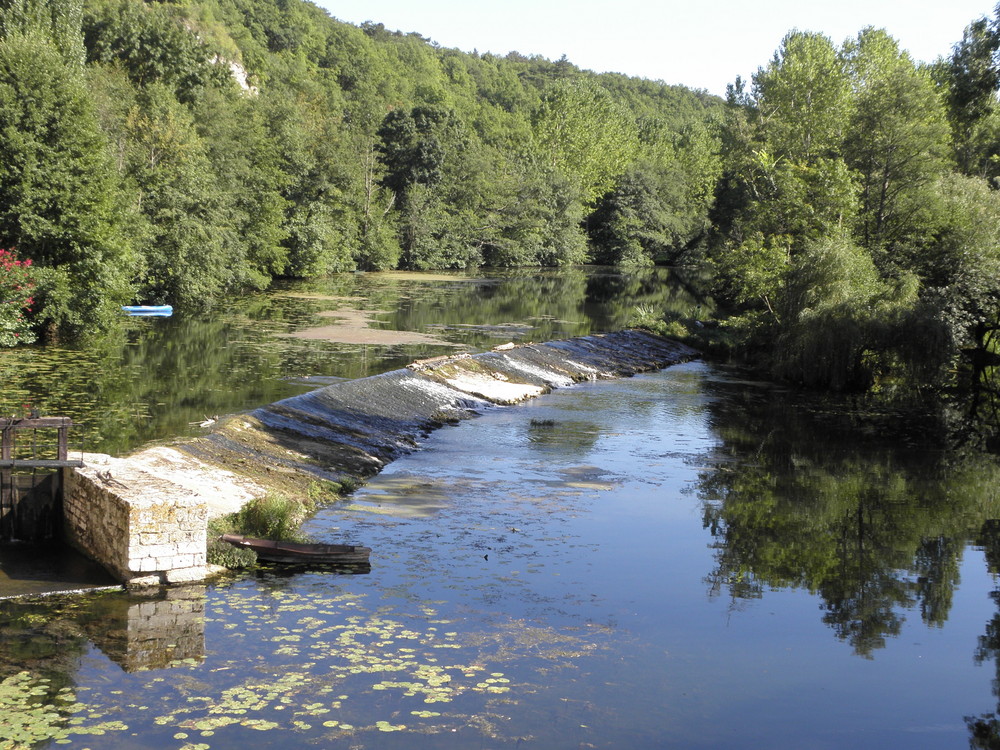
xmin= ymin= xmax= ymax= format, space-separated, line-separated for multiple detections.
xmin=205 ymin=479 xmax=365 ymax=569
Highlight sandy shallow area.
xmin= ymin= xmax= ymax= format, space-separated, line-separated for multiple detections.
xmin=284 ymin=306 xmax=459 ymax=345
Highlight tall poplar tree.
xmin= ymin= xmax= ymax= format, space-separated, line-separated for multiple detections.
xmin=533 ymin=79 xmax=639 ymax=206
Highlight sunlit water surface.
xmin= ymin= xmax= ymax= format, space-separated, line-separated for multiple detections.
xmin=3 ymin=363 xmax=1000 ymax=749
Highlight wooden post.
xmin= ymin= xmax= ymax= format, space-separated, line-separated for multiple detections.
xmin=0 ymin=421 xmax=12 ymax=536
xmin=0 ymin=417 xmax=79 ymax=541
xmin=57 ymin=421 xmax=69 ymax=462
xmin=0 ymin=420 xmax=11 ymax=462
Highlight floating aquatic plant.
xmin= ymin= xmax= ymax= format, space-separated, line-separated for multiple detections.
xmin=0 ymin=672 xmax=129 ymax=749
xmin=0 ymin=585 xmax=604 ymax=748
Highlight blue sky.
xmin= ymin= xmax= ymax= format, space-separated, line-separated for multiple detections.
xmin=313 ymin=0 xmax=997 ymax=96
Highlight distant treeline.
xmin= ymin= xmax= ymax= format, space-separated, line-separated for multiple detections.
xmin=0 ymin=0 xmax=719 ymax=336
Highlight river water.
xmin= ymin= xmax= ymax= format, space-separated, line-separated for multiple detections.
xmin=2 ymin=269 xmax=1000 ymax=748
xmin=0 ymin=267 xmax=697 ymax=457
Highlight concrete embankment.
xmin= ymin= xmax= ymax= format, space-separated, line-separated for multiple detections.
xmin=65 ymin=330 xmax=697 ymax=585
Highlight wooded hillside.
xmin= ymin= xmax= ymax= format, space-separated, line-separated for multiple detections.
xmin=0 ymin=0 xmax=719 ymax=335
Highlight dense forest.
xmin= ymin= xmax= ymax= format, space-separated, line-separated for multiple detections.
xmin=2 ymin=0 xmax=1000 ymax=414
xmin=0 ymin=0 xmax=718 ymax=335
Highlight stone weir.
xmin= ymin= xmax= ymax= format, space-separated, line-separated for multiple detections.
xmin=64 ymin=330 xmax=697 ymax=586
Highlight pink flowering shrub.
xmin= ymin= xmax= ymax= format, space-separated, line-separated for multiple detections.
xmin=0 ymin=249 xmax=37 ymax=346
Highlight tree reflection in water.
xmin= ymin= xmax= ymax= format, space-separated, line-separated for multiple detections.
xmin=968 ymin=521 xmax=1000 ymax=747
xmin=697 ymin=373 xmax=1000 ymax=658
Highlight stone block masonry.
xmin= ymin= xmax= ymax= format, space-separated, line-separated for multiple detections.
xmin=63 ymin=448 xmax=266 ymax=586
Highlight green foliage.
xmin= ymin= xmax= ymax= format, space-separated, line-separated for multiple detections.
xmin=0 ymin=0 xmax=85 ymax=67
xmin=939 ymin=17 xmax=1000 ymax=179
xmin=842 ymin=28 xmax=951 ymax=257
xmin=83 ymin=0 xmax=233 ymax=100
xmin=0 ymin=247 xmax=36 ymax=345
xmin=0 ymin=0 xmax=721 ymax=340
xmin=915 ymin=174 xmax=1000 ymax=386
xmin=206 ymin=534 xmax=257 ymax=568
xmin=191 ymin=86 xmax=290 ymax=287
xmin=0 ymin=33 xmax=133 ymax=335
xmin=205 ymin=492 xmax=313 ymax=568
xmin=627 ymin=304 xmax=690 ymax=340
xmin=773 ymin=233 xmax=919 ymax=390
xmin=0 ymin=671 xmax=77 ymax=747
xmin=378 ymin=105 xmax=461 ymax=193
xmin=714 ymin=233 xmax=790 ymax=316
xmin=231 ymin=493 xmax=311 ymax=542
xmin=124 ymin=82 xmax=240 ymax=305
xmin=710 ymin=22 xmax=1000 ymax=396
xmin=753 ymin=30 xmax=852 ymax=163
xmin=587 ymin=119 xmax=722 ymax=265
xmin=533 ymin=78 xmax=640 ymax=206
xmin=715 ymin=32 xmax=858 ymax=251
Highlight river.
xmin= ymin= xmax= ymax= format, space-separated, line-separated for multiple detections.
xmin=2 ymin=268 xmax=1000 ymax=748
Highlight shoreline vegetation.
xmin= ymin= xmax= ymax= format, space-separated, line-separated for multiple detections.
xmin=0 ymin=0 xmax=999 ymax=442
xmin=206 ymin=484 xmax=358 ymax=569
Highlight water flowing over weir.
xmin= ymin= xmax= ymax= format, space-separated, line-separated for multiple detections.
xmin=63 ymin=330 xmax=697 ymax=585
xmin=186 ymin=330 xmax=696 ymax=488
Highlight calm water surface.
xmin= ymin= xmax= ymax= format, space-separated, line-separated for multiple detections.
xmin=3 ymin=362 xmax=1000 ymax=748
xmin=0 ymin=267 xmax=699 ymax=456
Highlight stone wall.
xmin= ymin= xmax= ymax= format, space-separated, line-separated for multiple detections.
xmin=63 ymin=452 xmax=218 ymax=585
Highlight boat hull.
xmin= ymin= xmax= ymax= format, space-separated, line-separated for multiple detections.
xmin=220 ymin=533 xmax=371 ymax=565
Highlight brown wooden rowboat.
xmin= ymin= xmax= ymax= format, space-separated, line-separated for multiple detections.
xmin=220 ymin=533 xmax=371 ymax=565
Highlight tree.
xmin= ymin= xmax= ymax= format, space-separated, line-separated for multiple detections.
xmin=590 ymin=120 xmax=722 ymax=265
xmin=933 ymin=14 xmax=1000 ymax=183
xmin=842 ymin=28 xmax=951 ymax=259
xmin=260 ymin=80 xmax=357 ymax=278
xmin=124 ymin=83 xmax=238 ymax=305
xmin=83 ymin=0 xmax=231 ymax=102
xmin=0 ymin=0 xmax=84 ymax=67
xmin=355 ymin=137 xmax=400 ymax=271
xmin=753 ymin=30 xmax=853 ymax=163
xmin=918 ymin=174 xmax=1000 ymax=384
xmin=714 ymin=31 xmax=857 ymax=254
xmin=0 ymin=33 xmax=132 ymax=334
xmin=774 ymin=232 xmax=918 ymax=390
xmin=532 ymin=79 xmax=639 ymax=206
xmin=377 ymin=104 xmax=495 ymax=269
xmin=377 ymin=105 xmax=459 ymax=194
xmin=191 ymin=87 xmax=289 ymax=288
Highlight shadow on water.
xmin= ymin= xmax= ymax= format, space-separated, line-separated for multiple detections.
xmin=0 ymin=544 xmax=117 ymax=599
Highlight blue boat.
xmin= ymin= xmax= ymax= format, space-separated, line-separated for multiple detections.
xmin=122 ymin=305 xmax=173 ymax=317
